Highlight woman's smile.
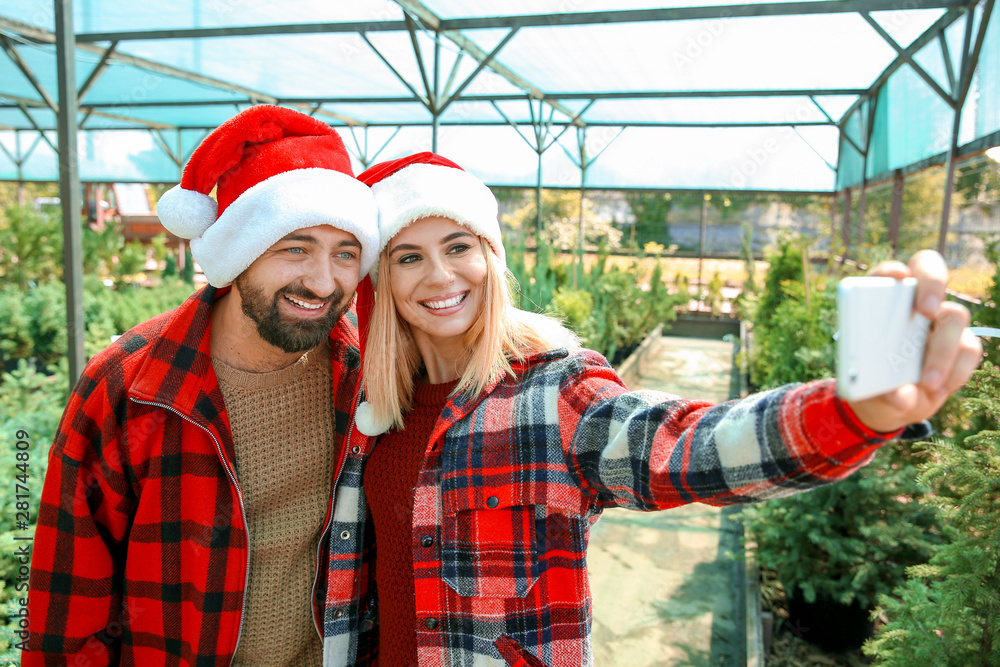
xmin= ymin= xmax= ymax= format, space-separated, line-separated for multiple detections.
xmin=419 ymin=291 xmax=469 ymax=314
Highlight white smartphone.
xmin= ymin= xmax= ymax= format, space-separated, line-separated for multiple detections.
xmin=836 ymin=277 xmax=930 ymax=402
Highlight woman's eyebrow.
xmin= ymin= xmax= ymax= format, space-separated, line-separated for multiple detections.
xmin=442 ymin=231 xmax=474 ymax=243
xmin=389 ymin=242 xmax=420 ymax=256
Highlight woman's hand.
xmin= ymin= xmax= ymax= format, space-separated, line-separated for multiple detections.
xmin=846 ymin=250 xmax=983 ymax=434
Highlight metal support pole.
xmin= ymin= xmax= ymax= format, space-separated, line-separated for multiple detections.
xmin=55 ymin=0 xmax=86 ymax=387
xmin=576 ymin=127 xmax=587 ymax=290
xmin=888 ymin=170 xmax=904 ymax=256
xmin=841 ymin=188 xmax=852 ymax=260
xmin=829 ymin=189 xmax=838 ymax=249
xmin=535 ymin=149 xmax=543 ymax=239
xmin=15 ymin=130 xmax=25 ymax=205
xmin=698 ymin=193 xmax=708 ymax=310
xmin=856 ymin=179 xmax=867 ymax=247
xmin=856 ymin=96 xmax=879 ymax=249
xmin=939 ymin=127 xmax=959 ymax=257
xmin=431 ymin=35 xmax=440 ymax=153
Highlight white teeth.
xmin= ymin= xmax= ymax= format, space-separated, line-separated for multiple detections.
xmin=423 ymin=293 xmax=465 ymax=310
xmin=286 ymin=295 xmax=323 ymax=310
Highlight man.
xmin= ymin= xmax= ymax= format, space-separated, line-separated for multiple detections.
xmin=23 ymin=105 xmax=378 ymax=665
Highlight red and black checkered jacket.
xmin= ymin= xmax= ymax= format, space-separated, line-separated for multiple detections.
xmin=23 ymin=286 xmax=362 ymax=666
xmin=323 ymin=348 xmax=899 ymax=667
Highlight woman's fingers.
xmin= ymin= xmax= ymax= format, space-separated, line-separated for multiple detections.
xmin=866 ymin=260 xmax=910 ymax=280
xmin=940 ymin=328 xmax=984 ymax=397
xmin=920 ymin=302 xmax=971 ymax=394
xmin=908 ymin=250 xmax=949 ymax=320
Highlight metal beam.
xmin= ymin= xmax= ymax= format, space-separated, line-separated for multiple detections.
xmin=888 ymin=169 xmax=903 ymax=255
xmin=16 ymin=103 xmax=57 ymax=152
xmin=0 ymin=137 xmax=17 ymax=165
xmin=841 ymin=8 xmax=966 ymax=124
xmin=77 ymin=41 xmax=118 ymax=101
xmin=359 ymin=32 xmax=430 ymax=108
xmin=438 ymin=28 xmax=519 ymax=115
xmin=66 ymin=1 xmax=973 ymax=41
xmin=939 ymin=32 xmax=957 ymax=94
xmin=404 ymin=14 xmax=433 ymax=103
xmin=0 ymin=114 xmax=837 ymax=131
xmin=435 ymin=1 xmax=976 ymax=29
xmin=0 ymin=18 xmax=367 ymax=127
xmin=55 ymin=0 xmax=85 ymax=387
xmin=432 ymin=37 xmax=440 ymax=151
xmin=862 ymin=12 xmax=955 ymax=107
xmin=42 ymin=89 xmax=868 ymax=109
xmin=956 ymin=0 xmax=995 ymax=105
xmin=789 ymin=125 xmax=837 ymax=172
xmin=0 ymin=33 xmax=59 ymax=112
xmin=151 ymin=129 xmax=181 ymax=165
xmin=74 ymin=20 xmax=412 ymax=42
xmin=394 ymin=0 xmax=585 ymax=126
xmin=938 ymin=1 xmax=994 ymax=255
xmin=441 ymin=49 xmax=465 ymax=101
xmin=489 ymin=100 xmax=538 ymax=151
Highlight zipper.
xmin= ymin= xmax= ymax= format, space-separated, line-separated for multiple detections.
xmin=310 ymin=390 xmax=362 ymax=639
xmin=129 ymin=397 xmax=250 ymax=666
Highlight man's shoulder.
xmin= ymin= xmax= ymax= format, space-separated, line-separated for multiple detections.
xmin=82 ymin=298 xmax=193 ymax=388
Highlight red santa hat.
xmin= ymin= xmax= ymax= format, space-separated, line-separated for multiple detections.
xmin=157 ymin=104 xmax=378 ymax=287
xmin=349 ymin=152 xmax=504 ymax=436
xmin=357 ymin=152 xmax=504 ymax=285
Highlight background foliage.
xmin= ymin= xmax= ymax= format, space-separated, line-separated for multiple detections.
xmin=0 ymin=203 xmax=194 ymax=659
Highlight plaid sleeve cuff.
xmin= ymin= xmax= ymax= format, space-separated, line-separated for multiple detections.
xmin=793 ymin=379 xmax=904 ymax=468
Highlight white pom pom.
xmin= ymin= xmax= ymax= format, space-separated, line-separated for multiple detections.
xmin=157 ymin=184 xmax=218 ymax=239
xmin=354 ymin=400 xmax=392 ymax=436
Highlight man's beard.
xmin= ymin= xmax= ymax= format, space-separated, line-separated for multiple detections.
xmin=235 ymin=275 xmax=348 ymax=354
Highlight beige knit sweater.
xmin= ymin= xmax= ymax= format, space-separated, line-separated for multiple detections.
xmin=212 ymin=341 xmax=334 ymax=667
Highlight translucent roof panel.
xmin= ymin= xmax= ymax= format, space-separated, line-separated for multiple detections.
xmin=0 ymin=129 xmax=184 ymax=181
xmin=1 ymin=0 xmax=996 ymax=192
xmin=115 ymin=34 xmax=416 ymax=99
xmin=0 ymin=0 xmax=405 ymax=32
xmin=84 ymin=105 xmax=257 ymax=129
xmin=407 ymin=124 xmax=838 ymax=191
xmin=479 ymin=15 xmax=897 ymax=93
xmin=868 ymin=9 xmax=948 ymax=48
xmin=974 ymin=4 xmax=1000 ymax=138
xmin=0 ymin=107 xmax=55 ymax=130
xmin=429 ymin=0 xmax=865 ymax=18
xmin=581 ymin=97 xmax=834 ymax=125
xmin=81 ymin=62 xmax=251 ymax=106
xmin=325 ymin=102 xmax=430 ymax=125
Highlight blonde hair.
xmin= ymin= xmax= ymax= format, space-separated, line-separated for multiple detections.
xmin=363 ymin=236 xmax=577 ymax=431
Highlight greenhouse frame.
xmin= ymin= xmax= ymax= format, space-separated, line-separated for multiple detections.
xmin=0 ymin=0 xmax=998 ymax=379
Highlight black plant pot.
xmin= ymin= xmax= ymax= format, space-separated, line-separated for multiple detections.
xmin=786 ymin=587 xmax=874 ymax=653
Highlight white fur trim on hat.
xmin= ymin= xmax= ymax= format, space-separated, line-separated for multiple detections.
xmin=370 ymin=162 xmax=503 ymax=284
xmin=189 ymin=168 xmax=378 ymax=287
xmin=157 ymin=185 xmax=218 ymax=240
xmin=354 ymin=400 xmax=392 ymax=436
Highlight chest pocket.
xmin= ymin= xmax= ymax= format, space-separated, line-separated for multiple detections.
xmin=441 ymin=489 xmax=539 ymax=599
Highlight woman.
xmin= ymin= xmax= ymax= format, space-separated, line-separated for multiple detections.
xmin=322 ymin=152 xmax=981 ymax=667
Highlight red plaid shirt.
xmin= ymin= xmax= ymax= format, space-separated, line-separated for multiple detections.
xmin=323 ymin=348 xmax=897 ymax=666
xmin=24 ymin=286 xmax=362 ymax=666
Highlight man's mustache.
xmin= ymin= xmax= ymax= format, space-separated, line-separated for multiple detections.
xmin=277 ymin=285 xmax=339 ymax=304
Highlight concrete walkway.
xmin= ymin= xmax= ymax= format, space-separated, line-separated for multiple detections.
xmin=589 ymin=336 xmax=741 ymax=667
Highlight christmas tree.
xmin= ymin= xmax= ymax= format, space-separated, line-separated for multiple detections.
xmin=864 ymin=363 xmax=1000 ymax=667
